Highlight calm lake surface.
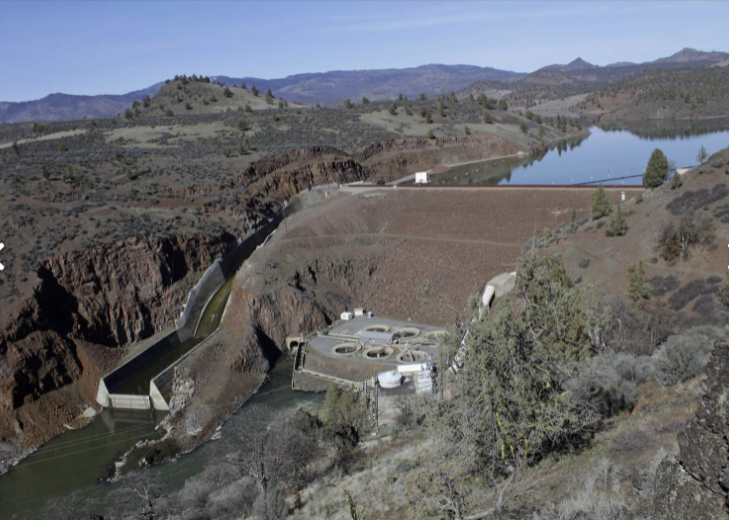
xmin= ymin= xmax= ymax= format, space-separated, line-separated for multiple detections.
xmin=423 ymin=118 xmax=729 ymax=186
xmin=2 ymin=117 xmax=729 ymax=518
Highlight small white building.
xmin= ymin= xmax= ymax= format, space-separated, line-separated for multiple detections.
xmin=414 ymin=171 xmax=430 ymax=184
xmin=340 ymin=311 xmax=354 ymax=321
xmin=354 ymin=307 xmax=365 ymax=317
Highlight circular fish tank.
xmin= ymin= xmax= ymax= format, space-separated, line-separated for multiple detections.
xmin=363 ymin=346 xmax=394 ymax=359
xmin=331 ymin=343 xmax=361 ymax=356
xmin=393 ymin=327 xmax=420 ymax=339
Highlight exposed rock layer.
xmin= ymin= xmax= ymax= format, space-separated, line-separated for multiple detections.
xmin=652 ymin=343 xmax=729 ymax=519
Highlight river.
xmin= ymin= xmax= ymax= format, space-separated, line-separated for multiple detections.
xmin=2 ymin=118 xmax=729 ymax=518
xmin=419 ymin=118 xmax=729 ymax=186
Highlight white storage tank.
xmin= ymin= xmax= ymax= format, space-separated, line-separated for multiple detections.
xmin=340 ymin=311 xmax=354 ymax=321
xmin=415 ymin=171 xmax=430 ymax=184
xmin=397 ymin=363 xmax=429 ymax=375
xmin=377 ymin=370 xmax=403 ymax=389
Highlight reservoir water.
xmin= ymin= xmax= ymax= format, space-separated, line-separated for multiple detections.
xmin=422 ymin=118 xmax=729 ymax=186
xmin=2 ymin=117 xmax=729 ymax=518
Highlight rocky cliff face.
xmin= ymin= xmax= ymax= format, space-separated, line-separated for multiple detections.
xmin=652 ymin=343 xmax=729 ymax=519
xmin=0 ymin=233 xmax=229 ymax=441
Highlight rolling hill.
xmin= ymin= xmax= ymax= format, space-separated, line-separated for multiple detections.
xmin=210 ymin=64 xmax=526 ymax=105
xmin=2 ymin=48 xmax=728 ymax=123
xmin=0 ymin=83 xmax=163 ymax=123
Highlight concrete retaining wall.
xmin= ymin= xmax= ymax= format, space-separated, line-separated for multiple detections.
xmin=98 ymin=186 xmax=334 ymax=410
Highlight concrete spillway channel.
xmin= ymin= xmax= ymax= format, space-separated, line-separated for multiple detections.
xmin=96 ymin=216 xmax=282 ymax=411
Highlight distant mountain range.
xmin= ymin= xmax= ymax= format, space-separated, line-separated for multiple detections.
xmin=1 ymin=48 xmax=727 ymax=123
xmin=210 ymin=64 xmax=525 ymax=105
xmin=0 ymin=83 xmax=164 ymax=124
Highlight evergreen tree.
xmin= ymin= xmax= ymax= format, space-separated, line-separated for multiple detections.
xmin=627 ymin=262 xmax=651 ymax=303
xmin=520 ymin=123 xmax=528 ymax=134
xmin=388 ymin=104 xmax=398 ymax=116
xmin=464 ymin=125 xmax=471 ymax=135
xmin=483 ymin=111 xmax=492 ymax=124
xmin=590 ymin=185 xmax=612 ymax=220
xmin=425 ymin=112 xmax=433 ymax=124
xmin=427 ymin=129 xmax=435 ymax=139
xmin=696 ymin=145 xmax=708 ymax=164
xmin=265 ymin=88 xmax=275 ymax=99
xmin=605 ymin=204 xmax=628 ymax=236
xmin=671 ymin=172 xmax=684 ymax=190
xmin=498 ymin=99 xmax=508 ymax=111
xmin=245 ymin=104 xmax=253 ymax=113
xmin=643 ymin=148 xmax=669 ymax=188
xmin=251 ymin=85 xmax=259 ymax=97
xmin=223 ymin=87 xmax=233 ymax=98
xmin=419 ymin=93 xmax=426 ymax=101
xmin=361 ymin=96 xmax=370 ymax=104
xmin=344 ymin=98 xmax=354 ymax=109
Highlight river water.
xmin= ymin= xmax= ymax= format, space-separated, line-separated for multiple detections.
xmin=2 ymin=118 xmax=729 ymax=518
xmin=421 ymin=118 xmax=729 ymax=186
xmin=0 ymin=276 xmax=238 ymax=519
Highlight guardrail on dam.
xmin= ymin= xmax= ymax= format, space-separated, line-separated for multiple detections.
xmin=97 ymin=186 xmax=333 ymax=411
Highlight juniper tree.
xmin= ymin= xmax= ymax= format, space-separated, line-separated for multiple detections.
xmin=483 ymin=111 xmax=492 ymax=124
xmin=605 ymin=204 xmax=628 ymax=236
xmin=223 ymin=87 xmax=233 ymax=98
xmin=696 ymin=145 xmax=708 ymax=164
xmin=590 ymin=185 xmax=612 ymax=219
xmin=627 ymin=262 xmax=651 ymax=303
xmin=428 ymin=255 xmax=603 ymax=477
xmin=344 ymin=98 xmax=354 ymax=109
xmin=643 ymin=149 xmax=669 ymax=188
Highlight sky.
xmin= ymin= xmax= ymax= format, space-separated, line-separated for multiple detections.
xmin=1 ymin=1 xmax=728 ymax=102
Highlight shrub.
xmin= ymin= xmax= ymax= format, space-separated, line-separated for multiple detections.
xmin=643 ymin=148 xmax=669 ymax=188
xmin=654 ymin=327 xmax=718 ymax=385
xmin=578 ymin=258 xmax=590 ymax=269
xmin=666 ymin=184 xmax=729 ymax=216
xmin=58 ymin=143 xmax=69 ymax=152
xmin=428 ymin=255 xmax=604 ymax=474
xmin=321 ymin=385 xmax=371 ymax=439
xmin=568 ymin=353 xmax=654 ymax=417
xmin=223 ymin=86 xmax=233 ymax=98
xmin=590 ymin=185 xmax=612 ymax=220
xmin=670 ymin=173 xmax=684 ymax=190
xmin=605 ymin=204 xmax=628 ymax=236
xmin=627 ymin=262 xmax=651 ymax=303
xmin=721 ymin=275 xmax=729 ymax=310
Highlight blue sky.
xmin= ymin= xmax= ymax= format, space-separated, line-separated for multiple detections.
xmin=1 ymin=1 xmax=727 ymax=102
